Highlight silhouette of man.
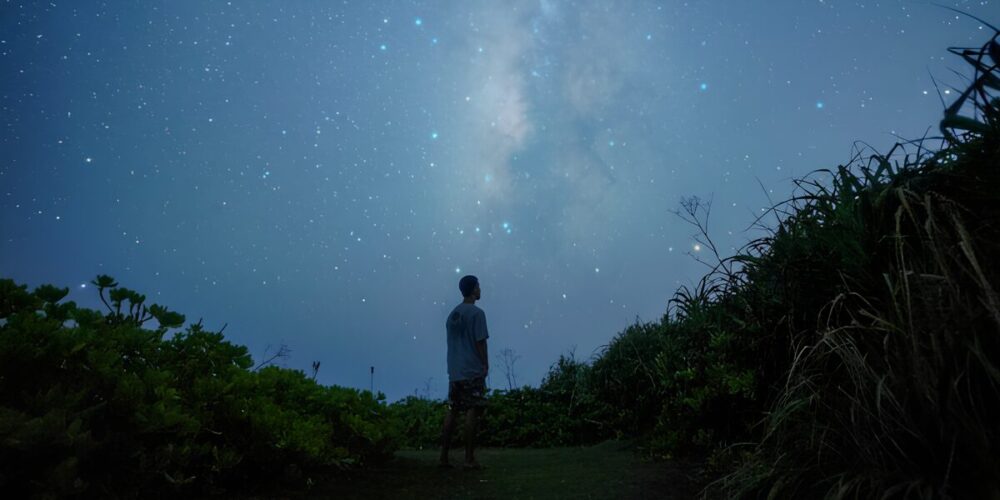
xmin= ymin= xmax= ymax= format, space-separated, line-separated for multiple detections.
xmin=440 ymin=274 xmax=489 ymax=469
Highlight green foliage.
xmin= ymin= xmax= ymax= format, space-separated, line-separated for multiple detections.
xmin=0 ymin=276 xmax=397 ymax=496
xmin=390 ymin=354 xmax=610 ymax=450
xmin=588 ymin=321 xmax=670 ymax=437
xmin=587 ymin=294 xmax=760 ymax=458
xmin=482 ymin=354 xmax=607 ymax=447
xmin=388 ymin=395 xmax=448 ymax=449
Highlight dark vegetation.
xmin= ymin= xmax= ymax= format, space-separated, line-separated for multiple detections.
xmin=0 ymin=276 xmax=394 ymax=497
xmin=1 ymin=31 xmax=998 ymax=498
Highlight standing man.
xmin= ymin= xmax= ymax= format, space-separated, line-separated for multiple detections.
xmin=440 ymin=274 xmax=489 ymax=469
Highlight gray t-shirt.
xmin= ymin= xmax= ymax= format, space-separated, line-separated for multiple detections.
xmin=446 ymin=302 xmax=489 ymax=382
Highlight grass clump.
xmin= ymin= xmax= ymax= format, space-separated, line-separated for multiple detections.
xmin=710 ymin=30 xmax=1000 ymax=498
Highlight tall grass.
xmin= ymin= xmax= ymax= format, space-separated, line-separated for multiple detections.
xmin=711 ymin=30 xmax=1000 ymax=498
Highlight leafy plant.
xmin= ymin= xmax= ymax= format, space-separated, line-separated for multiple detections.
xmin=0 ymin=276 xmax=398 ymax=497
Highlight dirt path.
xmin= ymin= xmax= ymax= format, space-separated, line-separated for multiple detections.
xmin=306 ymin=440 xmax=701 ymax=499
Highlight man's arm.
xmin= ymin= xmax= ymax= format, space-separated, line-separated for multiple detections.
xmin=474 ymin=310 xmax=489 ymax=376
xmin=476 ymin=339 xmax=488 ymax=376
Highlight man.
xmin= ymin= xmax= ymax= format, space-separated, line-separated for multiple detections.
xmin=440 ymin=274 xmax=489 ymax=469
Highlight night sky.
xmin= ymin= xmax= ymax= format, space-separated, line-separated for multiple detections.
xmin=2 ymin=1 xmax=994 ymax=401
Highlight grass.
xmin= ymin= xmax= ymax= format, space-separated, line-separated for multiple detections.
xmin=706 ymin=29 xmax=1000 ymax=498
xmin=285 ymin=441 xmax=701 ymax=499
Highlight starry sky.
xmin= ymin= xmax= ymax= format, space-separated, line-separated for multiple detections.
xmin=1 ymin=1 xmax=994 ymax=401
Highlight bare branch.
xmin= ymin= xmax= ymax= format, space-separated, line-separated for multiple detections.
xmin=254 ymin=342 xmax=291 ymax=371
xmin=496 ymin=347 xmax=522 ymax=391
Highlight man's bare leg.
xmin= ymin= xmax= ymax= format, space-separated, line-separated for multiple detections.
xmin=464 ymin=407 xmax=480 ymax=466
xmin=439 ymin=409 xmax=456 ymax=466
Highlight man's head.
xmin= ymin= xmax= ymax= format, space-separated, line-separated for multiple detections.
xmin=459 ymin=275 xmax=481 ymax=301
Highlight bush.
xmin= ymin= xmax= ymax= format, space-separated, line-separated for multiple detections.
xmin=482 ymin=354 xmax=608 ymax=448
xmin=583 ymin=289 xmax=760 ymax=458
xmin=387 ymin=395 xmax=447 ymax=450
xmin=390 ymin=353 xmax=610 ymax=450
xmin=0 ymin=276 xmax=397 ymax=497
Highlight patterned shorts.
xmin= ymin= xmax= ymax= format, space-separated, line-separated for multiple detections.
xmin=448 ymin=376 xmax=487 ymax=412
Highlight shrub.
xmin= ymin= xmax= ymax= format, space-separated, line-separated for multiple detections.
xmin=390 ymin=353 xmax=610 ymax=450
xmin=0 ymin=276 xmax=397 ymax=496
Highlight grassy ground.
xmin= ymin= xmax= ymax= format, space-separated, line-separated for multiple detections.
xmin=295 ymin=441 xmax=700 ymax=499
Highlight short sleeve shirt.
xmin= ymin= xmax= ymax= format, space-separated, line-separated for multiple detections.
xmin=446 ymin=303 xmax=489 ymax=382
